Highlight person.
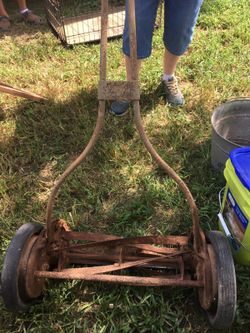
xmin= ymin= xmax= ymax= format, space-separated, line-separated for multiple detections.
xmin=109 ymin=0 xmax=203 ymax=116
xmin=0 ymin=0 xmax=41 ymax=31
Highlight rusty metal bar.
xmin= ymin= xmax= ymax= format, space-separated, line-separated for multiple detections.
xmin=67 ymin=251 xmax=191 ymax=263
xmin=35 ymin=271 xmax=203 ymax=287
xmin=67 ymin=253 xmax=192 ymax=271
xmin=178 ymin=256 xmax=185 ymax=280
xmin=53 ymin=255 xmax=177 ymax=274
xmin=62 ymin=231 xmax=121 ymax=242
xmin=63 ymin=233 xmax=189 ymax=245
xmin=53 ymin=235 xmax=190 ymax=253
xmin=125 ymin=243 xmax=185 ymax=255
xmin=67 ymin=258 xmax=188 ymax=270
xmin=67 ymin=242 xmax=182 ymax=256
xmin=128 ymin=0 xmax=138 ymax=82
xmin=100 ymin=0 xmax=108 ymax=82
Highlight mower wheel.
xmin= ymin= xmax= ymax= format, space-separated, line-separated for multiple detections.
xmin=206 ymin=230 xmax=237 ymax=330
xmin=1 ymin=223 xmax=44 ymax=312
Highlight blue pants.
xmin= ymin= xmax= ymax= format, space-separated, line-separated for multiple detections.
xmin=123 ymin=0 xmax=203 ymax=58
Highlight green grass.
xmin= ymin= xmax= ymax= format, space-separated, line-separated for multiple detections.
xmin=60 ymin=0 xmax=125 ymax=16
xmin=0 ymin=0 xmax=250 ymax=332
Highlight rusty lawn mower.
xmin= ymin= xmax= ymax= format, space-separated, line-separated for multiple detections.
xmin=1 ymin=0 xmax=237 ymax=330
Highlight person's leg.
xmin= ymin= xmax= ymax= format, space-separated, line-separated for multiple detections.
xmin=163 ymin=49 xmax=179 ymax=77
xmin=0 ymin=0 xmax=8 ymax=17
xmin=123 ymin=0 xmax=159 ymax=60
xmin=16 ymin=0 xmax=27 ymax=12
xmin=110 ymin=0 xmax=159 ymax=116
xmin=17 ymin=0 xmax=41 ymax=24
xmin=162 ymin=48 xmax=184 ymax=106
xmin=163 ymin=0 xmax=203 ymax=106
xmin=164 ymin=0 xmax=203 ymax=57
xmin=0 ymin=0 xmax=10 ymax=31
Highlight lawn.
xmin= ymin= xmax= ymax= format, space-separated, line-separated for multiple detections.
xmin=0 ymin=0 xmax=250 ymax=332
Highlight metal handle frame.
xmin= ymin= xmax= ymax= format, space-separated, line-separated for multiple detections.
xmin=45 ymin=0 xmax=206 ymax=257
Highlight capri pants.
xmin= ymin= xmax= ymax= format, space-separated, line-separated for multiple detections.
xmin=123 ymin=0 xmax=203 ymax=58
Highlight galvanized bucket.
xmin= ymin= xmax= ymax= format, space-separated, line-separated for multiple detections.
xmin=211 ymin=98 xmax=250 ymax=172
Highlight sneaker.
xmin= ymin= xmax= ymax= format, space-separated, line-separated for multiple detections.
xmin=0 ymin=16 xmax=10 ymax=31
xmin=109 ymin=100 xmax=130 ymax=117
xmin=21 ymin=10 xmax=41 ymax=24
xmin=163 ymin=76 xmax=184 ymax=106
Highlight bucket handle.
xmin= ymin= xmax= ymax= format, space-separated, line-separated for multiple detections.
xmin=222 ymin=97 xmax=250 ymax=104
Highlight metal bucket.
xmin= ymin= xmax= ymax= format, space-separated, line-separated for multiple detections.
xmin=211 ymin=98 xmax=250 ymax=172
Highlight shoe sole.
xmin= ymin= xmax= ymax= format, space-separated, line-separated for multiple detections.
xmin=166 ymin=101 xmax=185 ymax=107
xmin=108 ymin=108 xmax=130 ymax=117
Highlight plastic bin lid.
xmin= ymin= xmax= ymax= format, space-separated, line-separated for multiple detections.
xmin=230 ymin=147 xmax=250 ymax=191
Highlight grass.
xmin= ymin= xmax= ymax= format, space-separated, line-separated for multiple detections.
xmin=0 ymin=0 xmax=250 ymax=332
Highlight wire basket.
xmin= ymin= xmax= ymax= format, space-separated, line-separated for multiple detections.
xmin=45 ymin=0 xmax=126 ymax=46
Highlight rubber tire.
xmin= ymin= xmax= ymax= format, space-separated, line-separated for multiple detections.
xmin=206 ymin=230 xmax=237 ymax=330
xmin=1 ymin=223 xmax=43 ymax=312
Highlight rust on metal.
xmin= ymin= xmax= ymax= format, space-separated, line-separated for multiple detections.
xmin=19 ymin=232 xmax=48 ymax=300
xmin=98 ymin=81 xmax=140 ymax=101
xmin=55 ymin=234 xmax=190 ymax=253
xmin=35 ymin=217 xmax=205 ymax=290
xmin=62 ymin=231 xmax=121 ymax=242
xmin=50 ymin=255 xmax=180 ymax=275
xmin=207 ymin=244 xmax=218 ymax=300
xmin=35 ymin=217 xmax=206 ymax=290
xmin=35 ymin=270 xmax=203 ymax=287
xmin=198 ymin=244 xmax=218 ymax=310
xmin=67 ymin=252 xmax=189 ymax=266
xmin=197 ymin=250 xmax=215 ymax=310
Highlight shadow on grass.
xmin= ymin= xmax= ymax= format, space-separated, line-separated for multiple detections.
xmin=0 ymin=80 xmax=223 ymax=238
